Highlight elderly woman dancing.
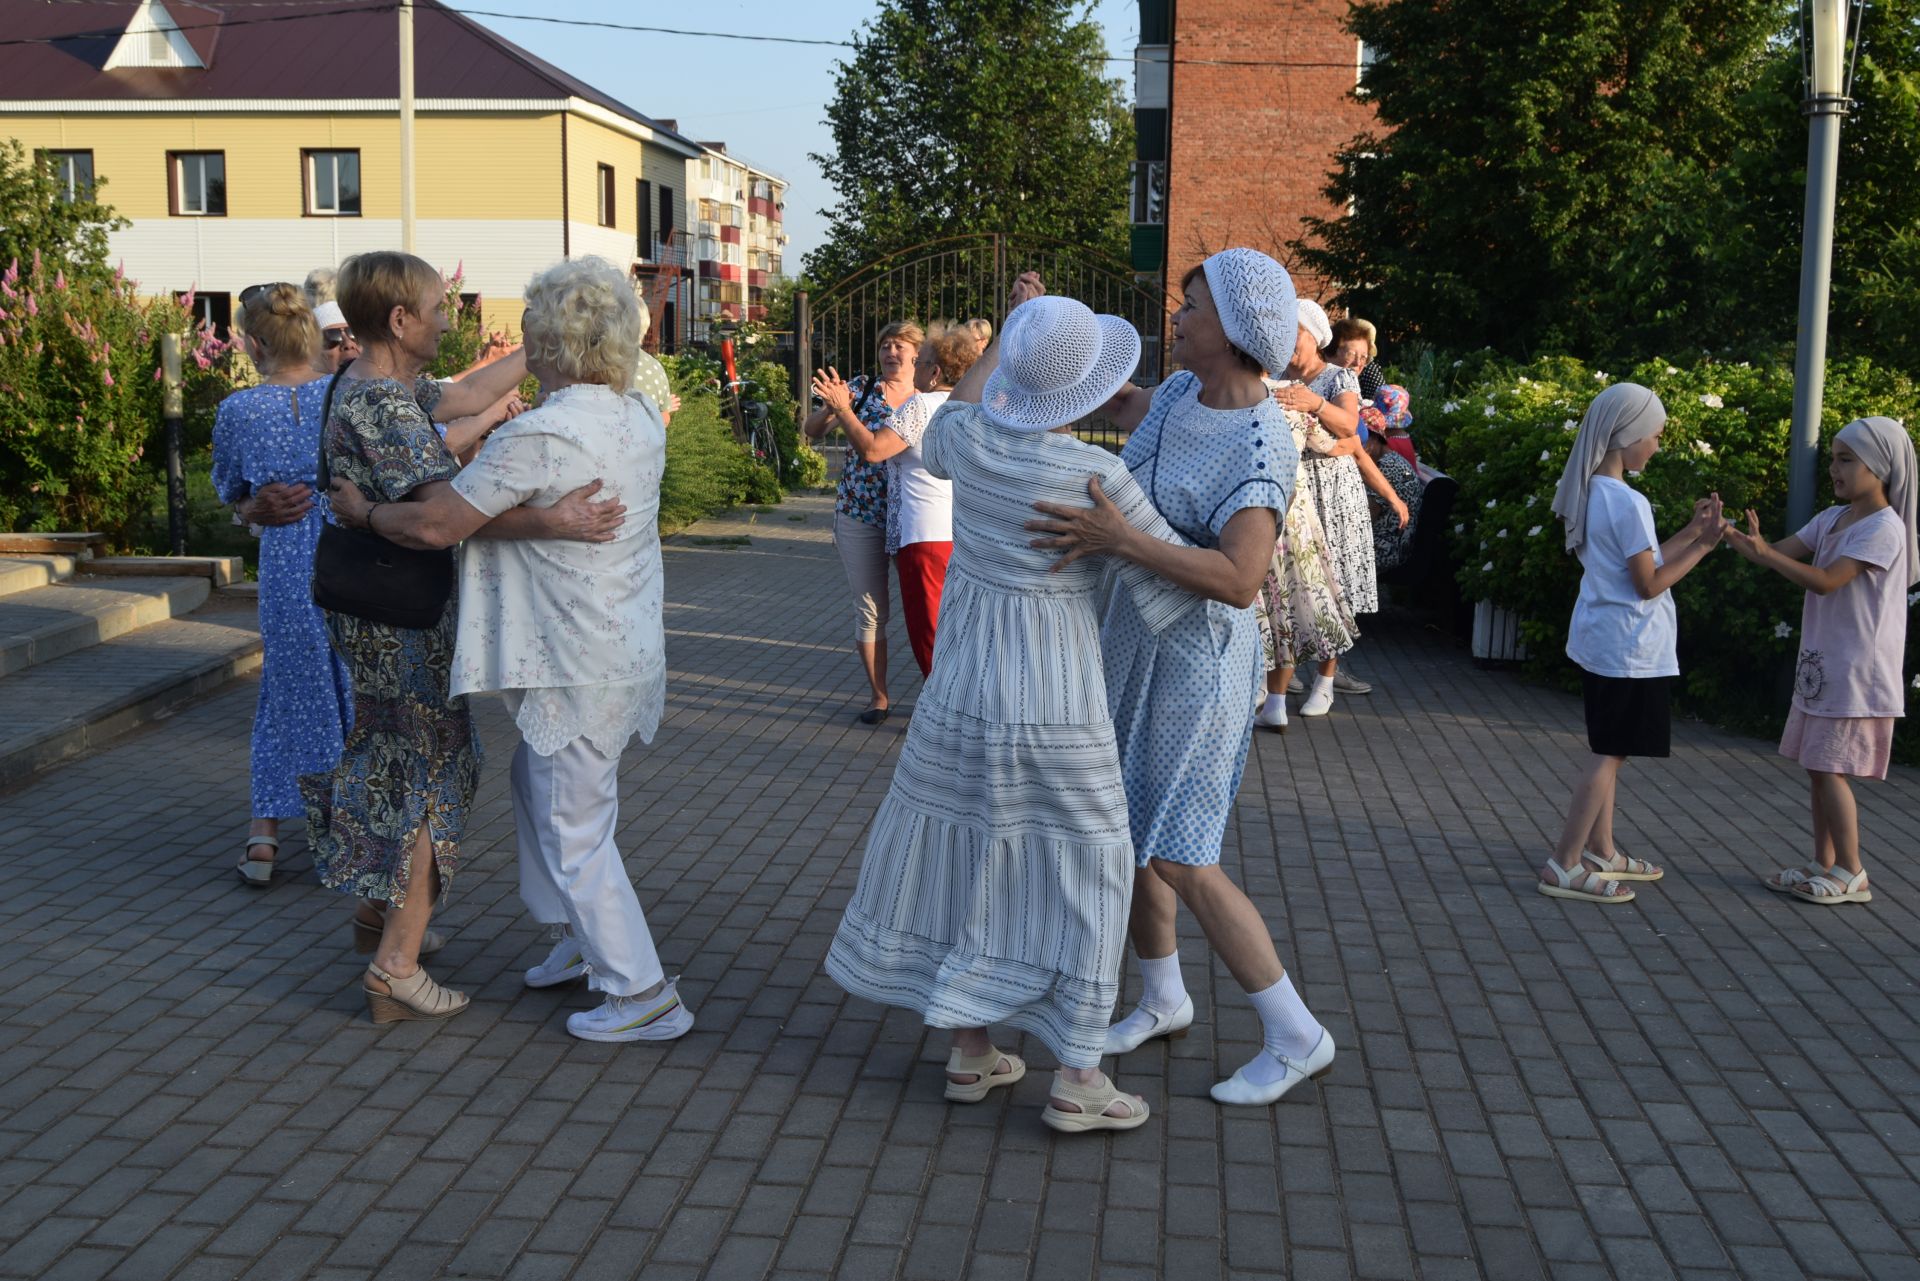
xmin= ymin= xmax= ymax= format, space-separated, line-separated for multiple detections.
xmin=829 ymin=279 xmax=1198 ymax=1132
xmin=311 ymin=250 xmax=620 ymax=1024
xmin=331 ymin=257 xmax=691 ymax=1043
xmin=1031 ymin=249 xmax=1334 ymax=1107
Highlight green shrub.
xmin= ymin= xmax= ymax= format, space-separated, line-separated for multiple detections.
xmin=1428 ymin=352 xmax=1920 ymax=760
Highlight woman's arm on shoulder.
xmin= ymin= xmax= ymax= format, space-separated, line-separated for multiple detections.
xmin=430 ymin=349 xmax=529 ymax=422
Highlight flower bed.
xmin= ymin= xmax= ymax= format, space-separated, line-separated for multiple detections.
xmin=1406 ymin=352 xmax=1920 ymax=761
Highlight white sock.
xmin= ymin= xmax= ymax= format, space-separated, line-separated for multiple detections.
xmin=1311 ymin=674 xmax=1334 ymax=699
xmin=1258 ymin=693 xmax=1285 ymax=716
xmin=1237 ymin=974 xmax=1324 ymax=1086
xmin=1139 ymin=952 xmax=1185 ymax=1014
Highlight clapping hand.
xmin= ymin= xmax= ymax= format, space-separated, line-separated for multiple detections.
xmin=811 ymin=367 xmax=854 ymax=415
xmin=1722 ymin=509 xmax=1772 ymax=563
xmin=1009 ymin=271 xmax=1045 ymax=311
xmin=1689 ymin=492 xmax=1726 ymax=547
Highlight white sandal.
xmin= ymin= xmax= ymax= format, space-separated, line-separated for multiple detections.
xmin=1791 ymin=867 xmax=1872 ymax=905
xmin=1580 ymin=849 xmax=1663 ymax=882
xmin=943 ymin=1046 xmax=1025 ymax=1103
xmin=1765 ymin=865 xmax=1825 ymax=894
xmin=1537 ymin=859 xmax=1635 ymax=904
xmin=236 ymin=835 xmax=277 ymax=888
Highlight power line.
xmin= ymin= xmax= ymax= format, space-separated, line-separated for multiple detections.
xmin=14 ymin=0 xmax=1363 ymax=67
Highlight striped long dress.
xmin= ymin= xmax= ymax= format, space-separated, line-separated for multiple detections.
xmin=826 ymin=403 xmax=1199 ymax=1068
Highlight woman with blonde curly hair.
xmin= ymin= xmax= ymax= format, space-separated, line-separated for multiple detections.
xmin=330 ymin=256 xmax=692 ymax=1042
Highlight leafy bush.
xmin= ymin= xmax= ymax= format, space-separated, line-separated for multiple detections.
xmin=1425 ymin=352 xmax=1920 ymax=759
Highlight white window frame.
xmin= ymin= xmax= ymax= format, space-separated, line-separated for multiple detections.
xmin=173 ymin=151 xmax=225 ymax=216
xmin=305 ymin=149 xmax=360 ymax=216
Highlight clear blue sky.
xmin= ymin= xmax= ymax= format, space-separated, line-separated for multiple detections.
xmin=460 ymin=1 xmax=1140 ymax=267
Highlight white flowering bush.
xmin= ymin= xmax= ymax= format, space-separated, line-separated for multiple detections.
xmin=1399 ymin=352 xmax=1920 ymax=759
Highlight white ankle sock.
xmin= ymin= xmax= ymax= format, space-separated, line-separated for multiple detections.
xmin=1139 ymin=952 xmax=1185 ymax=1014
xmin=1311 ymin=674 xmax=1335 ymax=698
xmin=1236 ymin=974 xmax=1323 ymax=1086
xmin=1259 ymin=693 xmax=1285 ymax=714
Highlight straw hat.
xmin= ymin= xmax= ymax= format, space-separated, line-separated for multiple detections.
xmin=1199 ymin=248 xmax=1299 ymax=375
xmin=980 ymin=296 xmax=1141 ymax=432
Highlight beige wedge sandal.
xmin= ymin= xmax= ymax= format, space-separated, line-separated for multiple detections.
xmin=1041 ymin=1072 xmax=1151 ymax=1134
xmin=944 ymin=1046 xmax=1026 ymax=1103
xmin=363 ymin=962 xmax=469 ymax=1025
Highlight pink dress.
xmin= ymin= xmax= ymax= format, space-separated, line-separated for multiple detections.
xmin=1778 ymin=505 xmax=1908 ymax=779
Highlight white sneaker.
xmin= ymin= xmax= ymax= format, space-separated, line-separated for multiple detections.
xmin=524 ymin=927 xmax=587 ymax=989
xmin=1299 ymin=681 xmax=1335 ymax=717
xmin=566 ymin=981 xmax=695 ymax=1043
xmin=1210 ymin=1029 xmax=1336 ymax=1106
xmin=1103 ymin=994 xmax=1195 ymax=1055
xmin=1253 ymin=695 xmax=1288 ymax=732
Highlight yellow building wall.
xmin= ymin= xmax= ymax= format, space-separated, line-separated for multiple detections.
xmin=0 ymin=112 xmax=564 ymax=220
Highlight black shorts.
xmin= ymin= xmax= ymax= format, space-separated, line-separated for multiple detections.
xmin=1581 ymin=670 xmax=1672 ymax=758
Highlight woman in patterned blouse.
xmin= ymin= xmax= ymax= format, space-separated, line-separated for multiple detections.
xmin=804 ymin=322 xmax=924 ymax=724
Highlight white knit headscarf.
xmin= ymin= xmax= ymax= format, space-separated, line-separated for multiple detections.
xmin=1550 ymin=382 xmax=1667 ymax=554
xmin=1835 ymin=416 xmax=1920 ymax=587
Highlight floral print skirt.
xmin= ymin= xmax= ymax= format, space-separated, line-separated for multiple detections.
xmin=1257 ymin=473 xmax=1360 ymax=669
xmin=302 ymin=595 xmax=481 ymax=906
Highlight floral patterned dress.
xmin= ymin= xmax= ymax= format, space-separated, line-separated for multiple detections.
xmin=301 ymin=375 xmax=481 ymax=906
xmin=211 ymin=380 xmax=352 ymax=818
xmin=1298 ymin=363 xmax=1378 ymax=614
xmin=1370 ymin=449 xmax=1424 ymax=571
xmin=1256 ymin=409 xmax=1360 ymax=669
xmin=833 ymin=375 xmax=899 ymax=528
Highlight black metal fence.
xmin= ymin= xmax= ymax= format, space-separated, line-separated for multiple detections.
xmin=797 ymin=234 xmax=1168 ymax=452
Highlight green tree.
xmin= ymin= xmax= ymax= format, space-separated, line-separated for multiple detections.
xmin=805 ymin=0 xmax=1132 ymax=286
xmin=0 ymin=140 xmax=124 ymax=285
xmin=1298 ymin=1 xmax=1784 ymax=361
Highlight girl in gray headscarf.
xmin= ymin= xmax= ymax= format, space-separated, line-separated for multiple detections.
xmin=1726 ymin=416 xmax=1917 ymax=905
xmin=1540 ymin=383 xmax=1726 ymax=904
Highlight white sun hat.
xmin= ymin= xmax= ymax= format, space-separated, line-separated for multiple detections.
xmin=1295 ymin=298 xmax=1332 ymax=351
xmin=980 ymin=295 xmax=1142 ymax=432
xmin=313 ymin=300 xmax=347 ymax=329
xmin=1199 ymin=248 xmax=1299 ymax=376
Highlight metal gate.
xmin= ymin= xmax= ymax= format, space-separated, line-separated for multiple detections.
xmin=797 ymin=233 xmax=1168 ymax=448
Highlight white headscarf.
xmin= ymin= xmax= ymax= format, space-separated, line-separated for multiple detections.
xmin=1296 ymin=298 xmax=1332 ymax=350
xmin=1835 ymin=416 xmax=1920 ymax=587
xmin=1550 ymin=382 xmax=1667 ymax=554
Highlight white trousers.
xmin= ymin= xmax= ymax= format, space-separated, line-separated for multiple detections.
xmin=510 ymin=737 xmax=663 ymax=997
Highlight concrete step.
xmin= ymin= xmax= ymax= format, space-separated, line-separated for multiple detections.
xmin=88 ymin=555 xmax=245 ymax=586
xmin=0 ymin=575 xmax=210 ymax=677
xmin=0 ymin=555 xmax=80 ymax=599
xmin=0 ymin=591 xmax=262 ymax=788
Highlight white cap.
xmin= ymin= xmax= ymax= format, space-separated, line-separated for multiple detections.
xmin=313 ymin=300 xmax=346 ymax=329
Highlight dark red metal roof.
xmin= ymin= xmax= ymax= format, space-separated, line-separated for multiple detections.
xmin=0 ymin=0 xmax=700 ymax=151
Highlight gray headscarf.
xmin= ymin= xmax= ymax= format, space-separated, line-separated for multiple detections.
xmin=1550 ymin=382 xmax=1667 ymax=554
xmin=1835 ymin=416 xmax=1919 ymax=587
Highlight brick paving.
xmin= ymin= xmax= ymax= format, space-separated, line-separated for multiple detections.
xmin=1 ymin=488 xmax=1918 ymax=1281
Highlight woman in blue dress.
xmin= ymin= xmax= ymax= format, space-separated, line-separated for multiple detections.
xmin=1028 ymin=249 xmax=1336 ymax=1107
xmin=212 ymin=284 xmax=353 ymax=888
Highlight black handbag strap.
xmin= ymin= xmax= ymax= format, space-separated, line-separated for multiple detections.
xmin=852 ymin=373 xmax=881 ymax=418
xmin=315 ymin=367 xmax=348 ymax=492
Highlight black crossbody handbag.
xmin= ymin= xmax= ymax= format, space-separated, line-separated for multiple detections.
xmin=310 ymin=369 xmax=455 ymax=629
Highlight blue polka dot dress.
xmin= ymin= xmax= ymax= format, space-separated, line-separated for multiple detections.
xmin=1103 ymin=372 xmax=1298 ymax=867
xmin=212 ymin=381 xmax=353 ymax=819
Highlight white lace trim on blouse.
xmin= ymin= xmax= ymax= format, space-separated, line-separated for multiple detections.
xmin=500 ymin=675 xmax=664 ymax=758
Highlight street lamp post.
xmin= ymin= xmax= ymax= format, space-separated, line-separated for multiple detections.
xmin=1786 ymin=0 xmax=1862 ymax=530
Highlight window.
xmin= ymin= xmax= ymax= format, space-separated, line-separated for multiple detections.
xmin=1358 ymin=40 xmax=1383 ymax=92
xmin=40 ymin=150 xmax=94 ymax=202
xmin=303 ymin=149 xmax=360 ymax=216
xmin=657 ymin=184 xmax=676 ymax=243
xmin=176 ymin=289 xmax=232 ymax=339
xmin=170 ymin=151 xmax=226 ymax=216
xmin=638 ymin=179 xmax=653 ymax=252
xmin=1130 ymin=161 xmax=1166 ymax=225
xmin=596 ymin=163 xmax=615 ymax=227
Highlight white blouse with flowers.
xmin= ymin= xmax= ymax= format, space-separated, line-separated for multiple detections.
xmin=450 ymin=382 xmax=666 ymax=757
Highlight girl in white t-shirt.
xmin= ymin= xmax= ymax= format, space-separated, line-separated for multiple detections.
xmin=1540 ymin=384 xmax=1725 ymax=904
xmin=1725 ymin=417 xmax=1917 ymax=906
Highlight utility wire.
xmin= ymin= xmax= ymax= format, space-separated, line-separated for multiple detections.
xmin=15 ymin=0 xmax=1363 ymax=67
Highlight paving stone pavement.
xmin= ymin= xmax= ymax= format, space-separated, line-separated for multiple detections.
xmin=2 ymin=488 xmax=1918 ymax=1281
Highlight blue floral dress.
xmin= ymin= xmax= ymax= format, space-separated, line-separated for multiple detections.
xmin=301 ymin=376 xmax=481 ymax=906
xmin=1103 ymin=373 xmax=1298 ymax=867
xmin=833 ymin=376 xmax=898 ymax=527
xmin=211 ymin=381 xmax=352 ymax=819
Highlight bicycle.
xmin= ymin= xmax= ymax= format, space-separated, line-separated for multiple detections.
xmin=720 ymin=337 xmax=781 ymax=484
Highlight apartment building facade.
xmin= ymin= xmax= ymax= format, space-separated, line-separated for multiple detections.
xmin=688 ymin=143 xmax=788 ymax=340
xmin=0 ymin=0 xmax=719 ymax=346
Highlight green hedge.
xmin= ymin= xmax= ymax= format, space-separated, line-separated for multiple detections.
xmin=1404 ymin=352 xmax=1920 ymax=761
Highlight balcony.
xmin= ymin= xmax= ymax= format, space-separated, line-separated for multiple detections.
xmin=748 ymin=268 xmax=768 ymax=289
xmin=749 ymin=196 xmax=779 ymax=222
xmin=719 ymin=225 xmax=742 ymax=245
xmin=698 ymin=260 xmax=745 ymax=283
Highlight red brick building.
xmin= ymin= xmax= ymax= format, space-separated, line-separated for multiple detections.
xmin=1131 ymin=0 xmax=1376 ymax=306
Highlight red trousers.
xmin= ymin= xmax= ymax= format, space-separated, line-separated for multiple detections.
xmin=895 ymin=541 xmax=951 ymax=677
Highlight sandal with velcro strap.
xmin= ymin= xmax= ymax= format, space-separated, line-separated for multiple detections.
xmin=1580 ymin=849 xmax=1664 ymax=882
xmin=1791 ymin=866 xmax=1872 ymax=906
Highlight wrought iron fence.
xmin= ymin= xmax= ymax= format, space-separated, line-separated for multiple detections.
xmin=798 ymin=233 xmax=1168 ymax=452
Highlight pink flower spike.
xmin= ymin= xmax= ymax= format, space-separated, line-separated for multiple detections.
xmin=152 ymin=366 xmax=164 ymax=381
xmin=53 ymin=270 xmax=66 ymax=292
xmin=103 ymin=370 xmax=115 ymax=387
xmin=25 ymin=294 xmax=37 ymax=317
xmin=2 ymin=258 xmax=17 ymax=284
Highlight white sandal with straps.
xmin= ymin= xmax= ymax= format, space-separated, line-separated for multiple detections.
xmin=1538 ymin=860 xmax=1636 ymax=904
xmin=1765 ymin=864 xmax=1825 ymax=893
xmin=236 ymin=835 xmax=277 ymax=888
xmin=1580 ymin=849 xmax=1663 ymax=882
xmin=1791 ymin=867 xmax=1872 ymax=905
